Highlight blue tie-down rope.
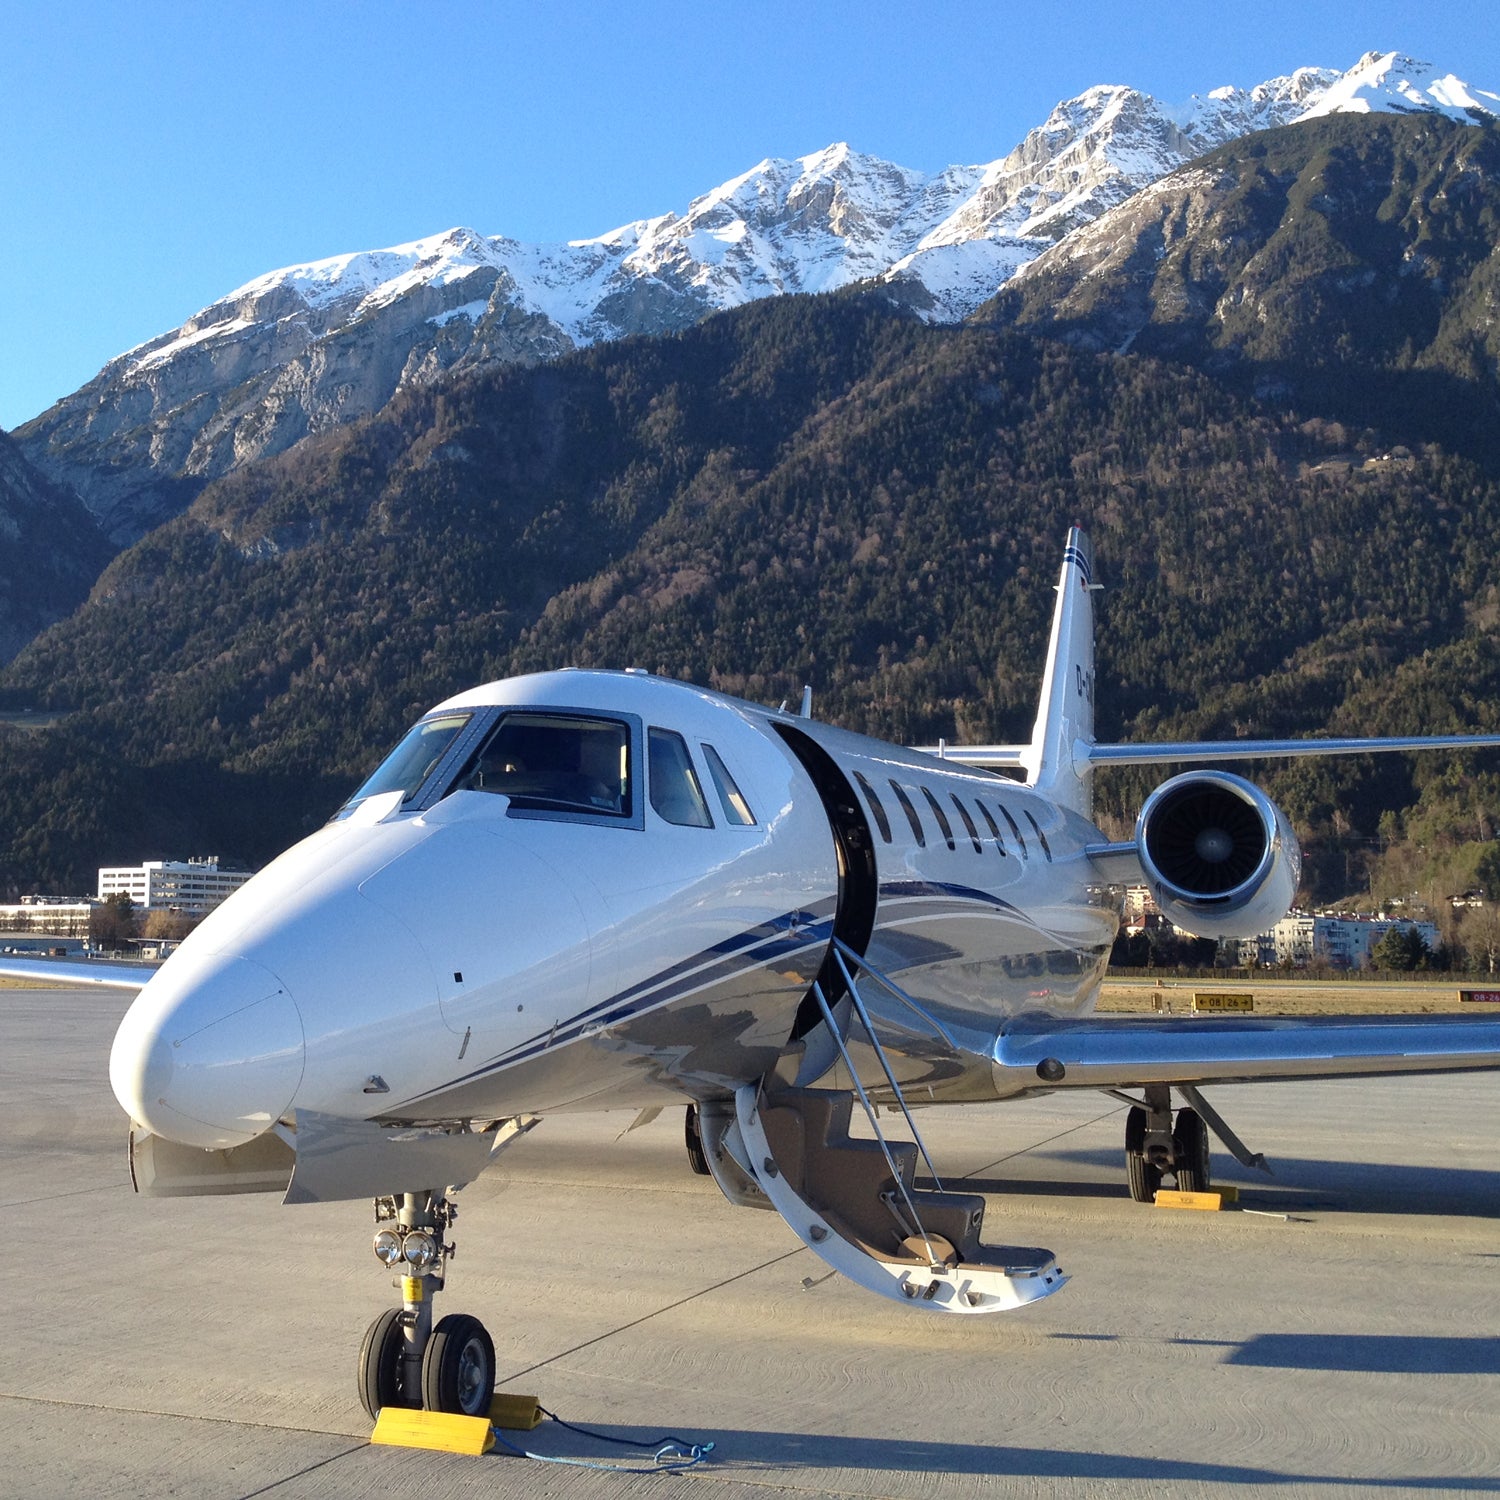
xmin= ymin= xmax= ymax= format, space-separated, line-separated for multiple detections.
xmin=490 ymin=1406 xmax=715 ymax=1473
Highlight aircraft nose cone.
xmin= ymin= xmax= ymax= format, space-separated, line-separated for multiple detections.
xmin=110 ymin=951 xmax=305 ymax=1149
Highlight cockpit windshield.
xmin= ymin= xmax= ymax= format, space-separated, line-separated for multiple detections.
xmin=451 ymin=712 xmax=632 ymax=817
xmin=341 ymin=713 xmax=473 ymax=812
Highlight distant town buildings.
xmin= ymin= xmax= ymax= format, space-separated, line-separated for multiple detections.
xmin=0 ymin=857 xmax=253 ymax=950
xmin=0 ymin=898 xmax=93 ymax=940
xmin=1120 ymin=885 xmax=1443 ymax=969
xmin=96 ymin=856 xmax=252 ymax=915
xmin=1231 ymin=912 xmax=1441 ymax=969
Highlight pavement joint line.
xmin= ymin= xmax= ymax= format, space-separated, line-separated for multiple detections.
xmin=501 ymin=1247 xmax=808 ymax=1381
xmin=959 ymin=1104 xmax=1126 ymax=1180
xmin=0 ymin=1181 xmax=123 ymax=1210
xmin=0 ymin=1389 xmax=362 ymax=1441
xmin=232 ymin=1445 xmax=368 ymax=1500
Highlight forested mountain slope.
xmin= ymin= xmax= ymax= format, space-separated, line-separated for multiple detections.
xmin=0 ymin=431 xmax=114 ymax=666
xmin=985 ymin=113 xmax=1500 ymax=469
xmin=2 ymin=294 xmax=1498 ymax=895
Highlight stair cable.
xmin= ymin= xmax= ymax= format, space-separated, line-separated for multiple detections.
xmin=830 ymin=944 xmax=945 ymax=1191
xmin=808 ymin=978 xmax=944 ymax=1268
xmin=832 ymin=936 xmax=959 ymax=1048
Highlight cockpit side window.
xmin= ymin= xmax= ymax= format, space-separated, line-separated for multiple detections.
xmin=457 ymin=713 xmax=632 ymax=817
xmin=702 ymin=743 xmax=757 ymax=826
xmin=342 ymin=713 xmax=473 ymax=812
xmin=649 ymin=728 xmax=714 ymax=827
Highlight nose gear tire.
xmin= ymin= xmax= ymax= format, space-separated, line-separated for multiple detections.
xmin=358 ymin=1307 xmax=410 ymax=1419
xmin=421 ymin=1313 xmax=496 ymax=1417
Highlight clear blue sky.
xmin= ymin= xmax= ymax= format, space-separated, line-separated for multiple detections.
xmin=3 ymin=0 xmax=1496 ymax=430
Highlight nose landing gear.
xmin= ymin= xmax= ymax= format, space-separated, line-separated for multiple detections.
xmin=357 ymin=1189 xmax=497 ymax=1420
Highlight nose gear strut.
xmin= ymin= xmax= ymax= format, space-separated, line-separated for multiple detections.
xmin=357 ymin=1188 xmax=497 ymax=1420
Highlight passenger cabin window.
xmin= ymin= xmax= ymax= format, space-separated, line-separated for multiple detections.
xmin=649 ymin=728 xmax=713 ymax=827
xmin=921 ymin=787 xmax=956 ymax=851
xmin=951 ymin=795 xmax=982 ymax=853
xmin=998 ymin=802 xmax=1027 ymax=857
xmin=889 ymin=781 xmax=926 ymax=847
xmin=975 ymin=800 xmax=1009 ymax=855
xmin=459 ymin=713 xmax=631 ymax=817
xmin=1025 ymin=810 xmax=1053 ymax=861
xmin=343 ymin=712 xmax=472 ymax=811
xmin=854 ymin=772 xmax=892 ymax=843
xmin=702 ymin=744 xmax=756 ymax=826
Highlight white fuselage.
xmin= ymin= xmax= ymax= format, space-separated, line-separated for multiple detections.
xmin=109 ymin=671 xmax=1119 ymax=1151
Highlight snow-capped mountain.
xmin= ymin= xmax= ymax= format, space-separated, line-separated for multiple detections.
xmin=17 ymin=50 xmax=1495 ymax=543
xmin=1299 ymin=49 xmax=1500 ymax=121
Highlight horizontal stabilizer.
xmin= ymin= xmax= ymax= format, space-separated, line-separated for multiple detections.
xmin=919 ymin=733 xmax=1500 ymax=773
xmin=1085 ymin=733 xmax=1500 ymax=767
xmin=914 ymin=743 xmax=1028 ymax=769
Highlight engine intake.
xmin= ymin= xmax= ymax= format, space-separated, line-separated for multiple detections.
xmin=1135 ymin=771 xmax=1300 ymax=940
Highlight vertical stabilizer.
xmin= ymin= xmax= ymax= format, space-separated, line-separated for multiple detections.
xmin=1020 ymin=528 xmax=1098 ymax=816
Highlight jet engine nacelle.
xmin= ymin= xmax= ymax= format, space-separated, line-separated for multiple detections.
xmin=1135 ymin=771 xmax=1301 ymax=940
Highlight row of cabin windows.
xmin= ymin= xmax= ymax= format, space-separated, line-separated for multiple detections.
xmin=854 ymin=771 xmax=1052 ymax=862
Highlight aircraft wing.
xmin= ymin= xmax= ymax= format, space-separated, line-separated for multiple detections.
xmin=991 ymin=1010 xmax=1500 ymax=1094
xmin=0 ymin=955 xmax=155 ymax=990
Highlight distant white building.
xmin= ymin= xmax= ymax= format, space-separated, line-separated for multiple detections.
xmin=1272 ymin=912 xmax=1316 ymax=967
xmin=1235 ymin=912 xmax=1440 ymax=969
xmin=0 ymin=900 xmax=94 ymax=939
xmin=97 ymin=856 xmax=251 ymax=915
xmin=1317 ymin=915 xmax=1440 ymax=968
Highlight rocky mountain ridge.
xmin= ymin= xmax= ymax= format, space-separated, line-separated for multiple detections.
xmin=16 ymin=50 xmax=1496 ymax=543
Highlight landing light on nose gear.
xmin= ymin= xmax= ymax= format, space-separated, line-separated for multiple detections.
xmin=357 ymin=1190 xmax=497 ymax=1420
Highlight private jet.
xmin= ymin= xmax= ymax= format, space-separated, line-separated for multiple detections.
xmin=6 ymin=528 xmax=1499 ymax=1421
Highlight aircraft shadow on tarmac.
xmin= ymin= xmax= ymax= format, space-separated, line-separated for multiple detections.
xmin=1206 ymin=1332 xmax=1500 ymax=1375
xmin=505 ymin=1422 xmax=1491 ymax=1490
xmin=937 ymin=1147 xmax=1500 ymax=1218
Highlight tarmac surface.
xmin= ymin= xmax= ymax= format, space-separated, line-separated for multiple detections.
xmin=2 ymin=984 xmax=1498 ymax=1499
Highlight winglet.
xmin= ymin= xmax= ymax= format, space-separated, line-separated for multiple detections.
xmin=1021 ymin=527 xmax=1098 ymax=815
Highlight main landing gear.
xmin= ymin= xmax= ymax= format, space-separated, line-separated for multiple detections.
xmin=357 ymin=1189 xmax=497 ymax=1420
xmin=1123 ymin=1084 xmax=1210 ymax=1202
